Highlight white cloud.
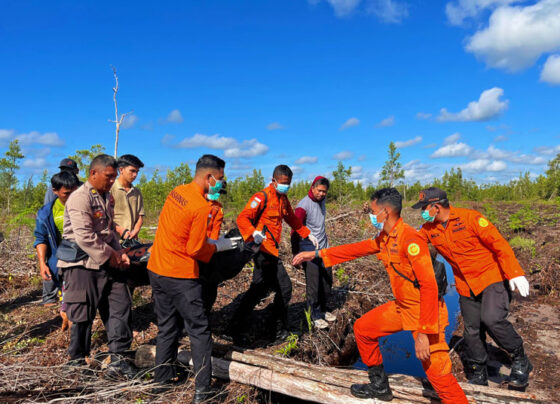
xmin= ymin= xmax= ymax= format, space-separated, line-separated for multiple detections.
xmin=9 ymin=131 xmax=65 ymax=147
xmin=484 ymin=145 xmax=547 ymax=164
xmin=224 ymin=139 xmax=269 ymax=158
xmin=290 ymin=165 xmax=304 ymax=174
xmin=333 ymin=150 xmax=354 ymax=160
xmin=535 ymin=145 xmax=560 ymax=155
xmin=438 ymin=87 xmax=508 ymax=122
xmin=403 ymin=160 xmax=435 ymax=182
xmin=395 ymin=136 xmax=422 ymax=148
xmin=166 ymin=109 xmax=184 ymax=124
xmin=461 ymin=159 xmax=507 ymax=172
xmin=171 ymin=133 xmax=269 ymax=158
xmin=357 ymin=154 xmax=367 ymax=161
xmin=431 ymin=142 xmax=473 ymax=158
xmin=540 ymin=54 xmax=560 ymax=85
xmin=0 ymin=129 xmax=15 ymax=143
xmin=340 ymin=117 xmax=360 ymax=130
xmin=320 ymin=0 xmax=362 ymax=17
xmin=445 ymin=0 xmax=518 ymax=26
xmin=295 ymin=156 xmax=318 ymax=164
xmin=444 ymin=132 xmax=462 ymax=145
xmin=176 ymin=133 xmax=237 ymax=149
xmin=121 ymin=114 xmax=138 ymax=129
xmin=266 ymin=122 xmax=284 ymax=130
xmin=367 ymin=0 xmax=409 ymax=23
xmin=416 ymin=112 xmax=432 ymax=120
xmin=23 ymin=157 xmax=48 ymax=169
xmin=494 ymin=135 xmax=508 ymax=142
xmin=350 ymin=165 xmax=363 ymax=179
xmin=376 ymin=115 xmax=395 ymax=127
xmin=465 ymin=0 xmax=560 ymax=72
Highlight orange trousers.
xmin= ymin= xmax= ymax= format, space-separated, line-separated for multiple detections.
xmin=354 ymin=301 xmax=468 ymax=404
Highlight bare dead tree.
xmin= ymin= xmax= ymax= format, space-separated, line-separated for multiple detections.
xmin=109 ymin=66 xmax=133 ymax=158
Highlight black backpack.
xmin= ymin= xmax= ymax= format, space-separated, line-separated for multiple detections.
xmin=390 ymin=257 xmax=448 ymax=300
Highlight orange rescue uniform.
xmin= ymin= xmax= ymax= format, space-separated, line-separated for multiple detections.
xmin=148 ymin=182 xmax=216 ymax=279
xmin=207 ymin=200 xmax=224 ymax=240
xmin=320 ymin=218 xmax=467 ymax=404
xmin=237 ymin=184 xmax=310 ymax=256
xmin=418 ymin=206 xmax=525 ymax=297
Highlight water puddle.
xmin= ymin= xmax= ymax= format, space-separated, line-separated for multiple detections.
xmin=355 ymin=256 xmax=460 ymax=377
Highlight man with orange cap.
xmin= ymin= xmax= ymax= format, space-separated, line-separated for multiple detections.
xmin=231 ymin=164 xmax=319 ymax=343
xmin=294 ymin=188 xmax=467 ymax=403
xmin=413 ymin=187 xmax=531 ymax=388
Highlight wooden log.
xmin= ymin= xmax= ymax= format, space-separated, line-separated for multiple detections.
xmin=135 ymin=345 xmax=550 ymax=404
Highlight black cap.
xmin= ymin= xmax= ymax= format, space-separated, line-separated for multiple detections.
xmin=411 ymin=187 xmax=447 ymax=209
xmin=59 ymin=158 xmax=78 ymax=171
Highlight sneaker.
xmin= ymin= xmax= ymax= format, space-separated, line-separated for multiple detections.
xmin=324 ymin=312 xmax=336 ymax=322
xmin=314 ymin=319 xmax=328 ymax=329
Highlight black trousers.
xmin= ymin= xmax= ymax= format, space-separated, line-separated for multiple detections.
xmin=459 ymin=281 xmax=524 ymax=364
xmin=303 ymin=258 xmax=332 ymax=320
xmin=232 ymin=252 xmax=292 ymax=328
xmin=148 ymin=271 xmax=212 ymax=388
xmin=63 ymin=266 xmax=132 ymax=360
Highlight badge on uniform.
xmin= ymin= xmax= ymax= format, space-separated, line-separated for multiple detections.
xmin=478 ymin=217 xmax=489 ymax=227
xmin=93 ymin=209 xmax=104 ymax=219
xmin=90 ymin=188 xmax=97 ymax=194
xmin=251 ymin=198 xmax=261 ymax=209
xmin=407 ymin=243 xmax=420 ymax=256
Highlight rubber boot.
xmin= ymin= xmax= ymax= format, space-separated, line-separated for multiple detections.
xmin=466 ymin=361 xmax=488 ymax=386
xmin=508 ymin=346 xmax=533 ymax=388
xmin=350 ymin=364 xmax=394 ymax=401
xmin=192 ymin=385 xmax=220 ymax=404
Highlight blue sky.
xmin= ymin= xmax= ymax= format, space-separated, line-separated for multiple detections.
xmin=1 ymin=0 xmax=559 ymax=185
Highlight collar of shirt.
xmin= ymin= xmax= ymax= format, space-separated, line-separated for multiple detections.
xmin=191 ymin=181 xmax=206 ymax=196
xmin=115 ymin=179 xmax=135 ymax=193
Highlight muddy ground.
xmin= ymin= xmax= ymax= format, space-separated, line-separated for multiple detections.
xmin=0 ymin=200 xmax=558 ymax=403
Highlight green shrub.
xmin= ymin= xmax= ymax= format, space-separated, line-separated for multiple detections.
xmin=509 ymin=236 xmax=536 ymax=258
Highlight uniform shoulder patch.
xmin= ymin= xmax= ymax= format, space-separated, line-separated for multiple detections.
xmin=250 ymin=200 xmax=259 ymax=209
xmin=407 ymin=243 xmax=420 ymax=256
xmin=478 ymin=217 xmax=489 ymax=228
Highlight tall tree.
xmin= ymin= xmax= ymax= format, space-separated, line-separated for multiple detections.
xmin=0 ymin=140 xmax=24 ymax=212
xmin=109 ymin=66 xmax=133 ymax=157
xmin=380 ymin=141 xmax=404 ymax=187
xmin=331 ymin=161 xmax=353 ymax=200
xmin=69 ymin=144 xmax=106 ymax=180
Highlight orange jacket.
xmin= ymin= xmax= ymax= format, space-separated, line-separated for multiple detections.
xmin=321 ymin=218 xmax=440 ymax=334
xmin=207 ymin=200 xmax=224 ymax=240
xmin=148 ymin=182 xmax=216 ymax=279
xmin=237 ymin=184 xmax=310 ymax=257
xmin=419 ymin=206 xmax=525 ymax=297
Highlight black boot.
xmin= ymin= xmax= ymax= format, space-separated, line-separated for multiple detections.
xmin=350 ymin=364 xmax=393 ymax=401
xmin=466 ymin=361 xmax=488 ymax=386
xmin=274 ymin=320 xmax=290 ymax=342
xmin=192 ymin=385 xmax=220 ymax=404
xmin=509 ymin=346 xmax=533 ymax=388
xmin=106 ymin=354 xmax=138 ymax=379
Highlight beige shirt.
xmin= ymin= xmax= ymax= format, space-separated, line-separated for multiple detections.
xmin=58 ymin=181 xmax=121 ymax=270
xmin=110 ymin=180 xmax=145 ymax=232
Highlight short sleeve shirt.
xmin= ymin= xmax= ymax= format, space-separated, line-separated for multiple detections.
xmin=110 ymin=181 xmax=145 ymax=231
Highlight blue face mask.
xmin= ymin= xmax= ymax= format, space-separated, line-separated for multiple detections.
xmin=207 ymin=192 xmax=220 ymax=201
xmin=369 ymin=213 xmax=384 ymax=230
xmin=209 ymin=175 xmax=224 ymax=194
xmin=421 ymin=208 xmax=436 ymax=223
xmin=276 ymin=183 xmax=290 ymax=194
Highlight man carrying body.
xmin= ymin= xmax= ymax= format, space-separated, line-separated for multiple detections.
xmin=147 ymin=154 xmax=238 ymax=403
xmin=110 ymin=154 xmax=145 ymax=241
xmin=34 ymin=172 xmax=79 ymax=330
xmin=413 ymin=187 xmax=532 ymax=388
xmin=293 ymin=188 xmax=467 ymax=403
xmin=231 ymin=165 xmax=319 ymax=342
xmin=44 ymin=158 xmax=80 ymax=205
xmin=291 ymin=176 xmax=334 ymax=329
xmin=57 ymin=154 xmax=136 ymax=377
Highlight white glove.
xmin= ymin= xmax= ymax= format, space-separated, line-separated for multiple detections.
xmin=209 ymin=236 xmax=242 ymax=252
xmin=509 ymin=276 xmax=530 ymax=297
xmin=308 ymin=234 xmax=319 ymax=249
xmin=252 ymin=230 xmax=267 ymax=244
